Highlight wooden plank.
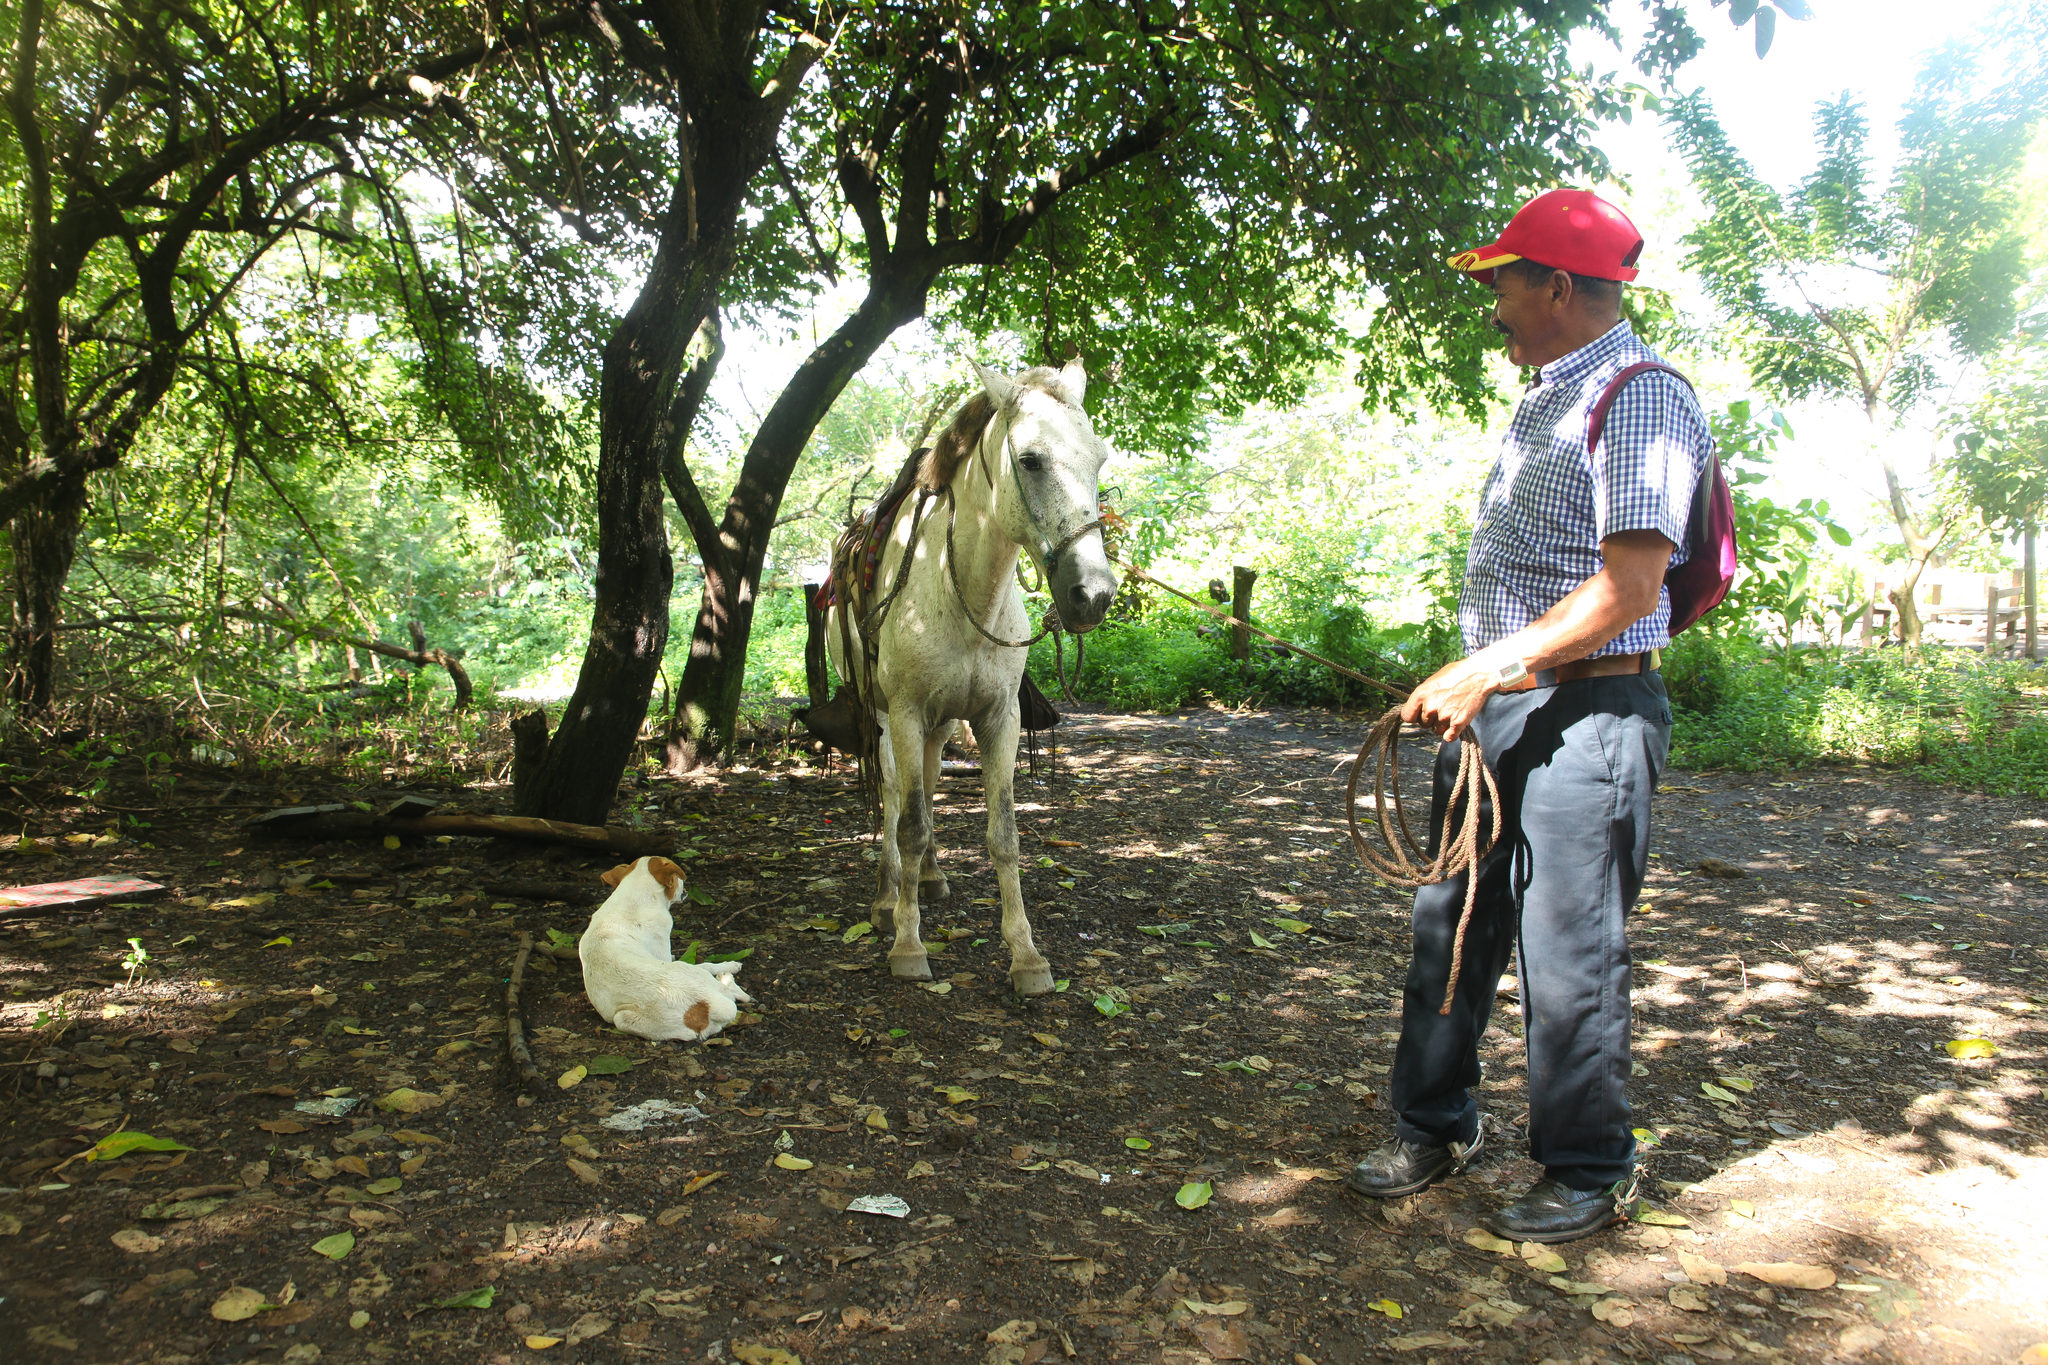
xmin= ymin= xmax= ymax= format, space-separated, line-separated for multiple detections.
xmin=0 ymin=875 xmax=167 ymax=919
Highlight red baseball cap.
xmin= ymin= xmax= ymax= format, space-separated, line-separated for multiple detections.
xmin=1447 ymin=189 xmax=1644 ymax=284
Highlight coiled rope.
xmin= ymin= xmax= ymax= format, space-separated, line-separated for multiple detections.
xmin=1111 ymin=557 xmax=1502 ymax=1016
xmin=1344 ymin=706 xmax=1501 ymax=1015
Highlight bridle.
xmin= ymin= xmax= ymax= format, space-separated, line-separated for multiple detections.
xmin=945 ymin=410 xmax=1107 ymax=653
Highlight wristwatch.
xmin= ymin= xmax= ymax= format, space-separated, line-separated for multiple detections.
xmin=1490 ymin=659 xmax=1530 ymax=689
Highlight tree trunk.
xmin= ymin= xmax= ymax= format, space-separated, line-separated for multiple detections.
xmin=517 ymin=34 xmax=825 ymax=822
xmin=664 ymin=267 xmax=933 ymax=770
xmin=7 ymin=475 xmax=87 ymax=710
xmin=1872 ymin=426 xmax=1946 ymax=647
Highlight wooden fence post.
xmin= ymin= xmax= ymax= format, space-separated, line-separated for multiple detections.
xmin=1231 ymin=566 xmax=1257 ymax=663
xmin=801 ymin=583 xmax=830 ymax=708
xmin=2027 ymin=524 xmax=2038 ymax=662
xmin=1987 ymin=577 xmax=2000 ymax=658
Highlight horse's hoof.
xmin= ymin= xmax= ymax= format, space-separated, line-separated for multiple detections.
xmin=1009 ymin=965 xmax=1055 ymax=997
xmin=920 ymin=877 xmax=951 ymax=901
xmin=889 ymin=953 xmax=933 ymax=980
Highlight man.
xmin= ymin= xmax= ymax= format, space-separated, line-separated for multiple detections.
xmin=1345 ymin=188 xmax=1712 ymax=1243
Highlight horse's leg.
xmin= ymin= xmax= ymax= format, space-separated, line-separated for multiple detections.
xmin=883 ymin=717 xmax=933 ymax=980
xmin=869 ymin=715 xmax=903 ymax=936
xmin=918 ymin=727 xmax=949 ymax=901
xmin=976 ymin=704 xmax=1052 ymax=996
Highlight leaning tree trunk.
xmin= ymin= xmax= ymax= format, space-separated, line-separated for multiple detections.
xmin=665 ymin=266 xmax=932 ymax=770
xmin=7 ymin=474 xmax=88 ymax=711
xmin=515 ymin=32 xmax=825 ymax=822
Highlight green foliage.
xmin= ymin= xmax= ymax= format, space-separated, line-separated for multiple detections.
xmin=1943 ymin=332 xmax=2048 ymax=532
xmin=1712 ymin=400 xmax=1856 ymax=644
xmin=1667 ymin=47 xmax=2041 ymax=413
xmin=1665 ymin=633 xmax=2048 ymax=797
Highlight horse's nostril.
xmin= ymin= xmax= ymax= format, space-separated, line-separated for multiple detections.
xmin=1068 ymin=584 xmax=1091 ymax=605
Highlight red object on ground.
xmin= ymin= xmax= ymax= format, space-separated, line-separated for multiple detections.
xmin=0 ymin=875 xmax=167 ymax=916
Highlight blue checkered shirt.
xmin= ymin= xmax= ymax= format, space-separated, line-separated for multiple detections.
xmin=1460 ymin=322 xmax=1714 ymax=657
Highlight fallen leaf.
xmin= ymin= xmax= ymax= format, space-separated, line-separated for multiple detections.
xmin=1386 ymin=1333 xmax=1472 ymax=1352
xmin=1518 ymin=1243 xmax=1567 ymax=1274
xmin=524 ymin=1337 xmax=563 ymax=1350
xmin=906 ymin=1160 xmax=935 ymax=1179
xmin=111 ymin=1229 xmax=163 ymax=1253
xmin=1946 ymin=1038 xmax=1997 ymax=1059
xmin=1700 ymin=1082 xmax=1740 ymax=1104
xmin=564 ymin=1312 xmax=611 ymax=1344
xmin=680 ymin=1171 xmax=725 ymax=1197
xmin=1190 ymin=1317 xmax=1253 ymax=1359
xmin=1728 ymin=1199 xmax=1756 ymax=1220
xmin=257 ymin=1119 xmax=309 ymax=1135
xmin=1462 ymin=1228 xmax=1516 ymax=1254
xmin=1031 ymin=1032 xmax=1061 ymax=1048
xmin=1251 ymin=1206 xmax=1320 ymax=1230
xmin=1716 ymin=1075 xmax=1756 ymax=1092
xmin=1055 ymin=1158 xmax=1100 ymax=1182
xmin=1175 ymin=1181 xmax=1213 ymax=1210
xmin=1182 ymin=1299 xmax=1250 ymax=1316
xmin=334 ymin=1155 xmax=371 ymax=1177
xmin=211 ymin=1286 xmax=274 ymax=1321
xmin=312 ymin=1232 xmax=356 ymax=1260
xmin=1677 ymin=1250 xmax=1727 ymax=1285
xmin=365 ymin=1177 xmax=402 ymax=1195
xmin=556 ymin=1066 xmax=587 ymax=1090
xmin=88 ymin=1132 xmax=191 ymax=1162
xmin=1367 ymin=1299 xmax=1403 ymax=1319
xmin=1636 ymin=1209 xmax=1689 ymax=1226
xmin=1669 ymin=1284 xmax=1711 ymax=1312
xmin=1733 ymin=1261 xmax=1834 ymax=1290
xmin=1124 ymin=1137 xmax=1152 ymax=1150
xmin=934 ymin=1085 xmax=978 ymax=1105
xmin=349 ymin=1311 xmax=370 ymax=1329
xmin=1590 ymin=1298 xmax=1636 ymax=1326
xmin=731 ymin=1344 xmax=802 ymax=1365
xmin=585 ymin=1056 xmax=632 ymax=1075
xmin=375 ymin=1088 xmax=443 ymax=1114
xmin=773 ymin=1154 xmax=814 ymax=1171
xmin=1248 ymin=930 xmax=1278 ymax=949
xmin=1548 ymin=1277 xmax=1611 ymax=1297
xmin=566 ymin=1158 xmax=601 ymax=1186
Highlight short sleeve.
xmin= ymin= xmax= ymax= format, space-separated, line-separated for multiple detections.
xmin=1590 ymin=371 xmax=1710 ymax=551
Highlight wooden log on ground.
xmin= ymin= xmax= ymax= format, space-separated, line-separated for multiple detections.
xmin=246 ymin=807 xmax=674 ymax=856
xmin=480 ymin=879 xmax=608 ymax=904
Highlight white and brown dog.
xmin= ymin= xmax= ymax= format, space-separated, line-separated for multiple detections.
xmin=579 ymin=856 xmax=752 ymax=1042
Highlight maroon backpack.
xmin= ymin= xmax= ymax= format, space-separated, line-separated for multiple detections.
xmin=1586 ymin=361 xmax=1737 ymax=636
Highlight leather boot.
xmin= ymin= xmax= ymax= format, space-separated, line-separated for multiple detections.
xmin=1344 ymin=1130 xmax=1482 ymax=1199
xmin=1483 ymin=1175 xmax=1630 ymax=1243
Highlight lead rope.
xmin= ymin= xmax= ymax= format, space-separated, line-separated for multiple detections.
xmin=1344 ymin=706 xmax=1502 ymax=1015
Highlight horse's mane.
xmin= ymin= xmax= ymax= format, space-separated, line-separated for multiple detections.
xmin=917 ymin=367 xmax=1073 ymax=491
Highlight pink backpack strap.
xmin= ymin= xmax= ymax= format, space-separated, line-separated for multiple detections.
xmin=1586 ymin=360 xmax=1694 ymax=453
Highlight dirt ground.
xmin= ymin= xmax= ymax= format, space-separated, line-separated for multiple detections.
xmin=2 ymin=700 xmax=2044 ymax=1365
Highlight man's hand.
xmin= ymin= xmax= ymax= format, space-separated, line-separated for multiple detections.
xmin=1401 ymin=657 xmax=1501 ymax=742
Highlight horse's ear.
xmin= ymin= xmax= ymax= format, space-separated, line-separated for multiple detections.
xmin=972 ymin=361 xmax=1020 ymax=410
xmin=1055 ymin=358 xmax=1087 ymax=407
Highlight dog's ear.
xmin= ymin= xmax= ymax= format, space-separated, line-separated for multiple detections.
xmin=683 ymin=1001 xmax=712 ymax=1035
xmin=599 ymin=863 xmax=633 ymax=888
xmin=645 ymin=856 xmax=685 ymax=900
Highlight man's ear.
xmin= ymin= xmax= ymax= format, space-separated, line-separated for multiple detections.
xmin=599 ymin=864 xmax=633 ymax=888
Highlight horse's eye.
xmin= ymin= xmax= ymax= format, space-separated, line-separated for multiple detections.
xmin=1018 ymin=453 xmax=1044 ymax=472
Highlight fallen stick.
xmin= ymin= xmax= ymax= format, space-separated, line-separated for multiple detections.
xmin=505 ymin=931 xmax=545 ymax=1095
xmin=247 ymin=808 xmax=674 ymax=857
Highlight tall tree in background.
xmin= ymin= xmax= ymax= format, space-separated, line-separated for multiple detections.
xmin=1667 ymin=38 xmax=2043 ymax=643
xmin=659 ymin=0 xmax=1692 ymax=766
xmin=0 ymin=0 xmax=581 ymax=711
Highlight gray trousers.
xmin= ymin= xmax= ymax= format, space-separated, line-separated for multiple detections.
xmin=1388 ymin=672 xmax=1670 ymax=1191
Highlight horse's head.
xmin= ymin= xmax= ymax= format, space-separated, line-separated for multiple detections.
xmin=971 ymin=359 xmax=1120 ymax=633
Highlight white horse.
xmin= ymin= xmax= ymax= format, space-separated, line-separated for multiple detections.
xmin=827 ymin=361 xmax=1119 ymax=995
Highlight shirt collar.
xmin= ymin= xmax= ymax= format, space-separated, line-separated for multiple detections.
xmin=1533 ymin=320 xmax=1636 ymax=389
